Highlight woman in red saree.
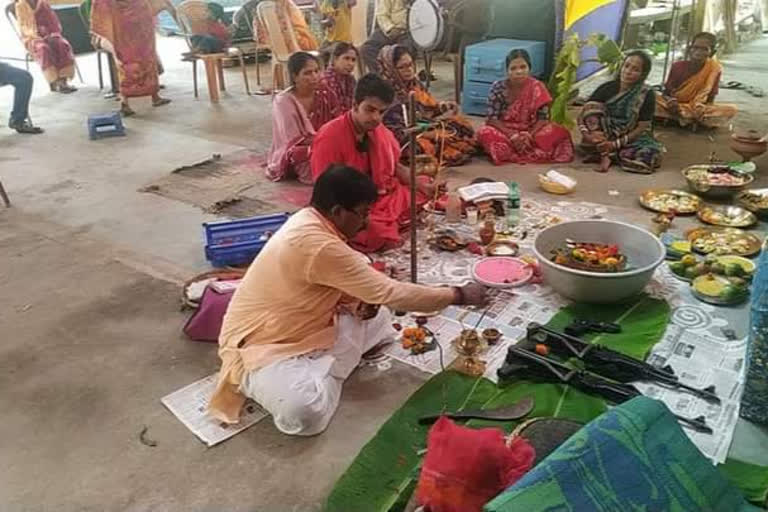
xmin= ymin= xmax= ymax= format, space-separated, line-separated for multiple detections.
xmin=266 ymin=52 xmax=341 ymax=184
xmin=476 ymin=49 xmax=573 ymax=166
xmin=90 ymin=0 xmax=171 ymax=116
xmin=15 ymin=0 xmax=77 ymax=93
xmin=319 ymin=42 xmax=358 ymax=112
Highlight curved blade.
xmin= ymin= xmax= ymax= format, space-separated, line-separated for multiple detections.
xmin=418 ymin=396 xmax=535 ymax=425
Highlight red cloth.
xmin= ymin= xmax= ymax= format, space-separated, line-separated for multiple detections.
xmin=310 ymin=112 xmax=427 ymax=253
xmin=416 ymin=417 xmax=535 ymax=512
xmin=477 ymin=77 xmax=573 ymax=165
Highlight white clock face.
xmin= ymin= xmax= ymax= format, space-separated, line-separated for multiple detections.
xmin=408 ymin=0 xmax=443 ymax=50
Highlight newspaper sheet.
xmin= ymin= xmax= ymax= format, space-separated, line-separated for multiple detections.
xmin=382 ymin=289 xmax=562 ymax=382
xmin=161 ymin=373 xmax=268 ymax=447
xmin=634 ymin=325 xmax=746 ymax=464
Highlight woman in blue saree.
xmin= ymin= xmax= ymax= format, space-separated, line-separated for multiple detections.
xmin=578 ymin=50 xmax=663 ymax=174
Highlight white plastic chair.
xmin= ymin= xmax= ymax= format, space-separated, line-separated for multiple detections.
xmin=349 ymin=0 xmax=368 ymax=76
xmin=256 ymin=0 xmax=300 ymax=90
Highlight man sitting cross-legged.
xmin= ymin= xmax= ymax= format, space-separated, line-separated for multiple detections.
xmin=208 ymin=164 xmax=487 ymax=435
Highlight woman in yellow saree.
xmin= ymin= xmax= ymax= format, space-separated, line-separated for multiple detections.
xmin=656 ymin=32 xmax=737 ymax=129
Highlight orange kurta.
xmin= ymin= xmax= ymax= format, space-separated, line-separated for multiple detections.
xmin=208 ymin=208 xmax=454 ymax=423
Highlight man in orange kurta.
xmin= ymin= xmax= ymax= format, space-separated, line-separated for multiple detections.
xmin=209 ymin=165 xmax=486 ymax=435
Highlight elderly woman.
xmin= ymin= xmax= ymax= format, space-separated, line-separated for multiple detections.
xmin=15 ymin=0 xmax=77 ymax=93
xmin=319 ymin=42 xmax=358 ymax=111
xmin=266 ymin=52 xmax=341 ymax=184
xmin=579 ymin=50 xmax=663 ymax=173
xmin=656 ymin=32 xmax=737 ymax=129
xmin=378 ymin=44 xmax=476 ymax=167
xmin=476 ymin=49 xmax=573 ymax=166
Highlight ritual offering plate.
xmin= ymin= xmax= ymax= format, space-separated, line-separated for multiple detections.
xmin=668 ymin=253 xmax=755 ymax=282
xmin=429 ymin=230 xmax=468 ymax=252
xmin=550 ymin=241 xmax=627 ymax=273
xmin=661 ymin=233 xmax=692 ymax=260
xmin=697 ymin=204 xmax=757 ymax=228
xmin=486 ymin=240 xmax=519 ymax=257
xmin=639 ymin=189 xmax=700 ymax=214
xmin=737 ymin=189 xmax=768 ymax=220
xmin=472 ymin=257 xmax=533 ymax=288
xmin=400 ymin=327 xmax=436 ymax=354
xmin=691 ymin=274 xmax=750 ymax=306
xmin=682 ymin=164 xmax=754 ymax=198
xmin=687 ymin=227 xmax=762 ymax=256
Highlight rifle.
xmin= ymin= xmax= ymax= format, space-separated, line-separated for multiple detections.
xmin=525 ymin=323 xmax=720 ymax=404
xmin=498 ymin=346 xmax=713 ymax=434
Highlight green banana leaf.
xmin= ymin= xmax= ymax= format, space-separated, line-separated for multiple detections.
xmin=324 ymin=296 xmax=670 ymax=511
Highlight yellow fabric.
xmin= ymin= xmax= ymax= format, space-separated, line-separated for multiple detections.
xmin=672 ymin=57 xmax=721 ymax=106
xmin=286 ymin=0 xmax=318 ymax=50
xmin=564 ymin=0 xmax=615 ymax=29
xmin=14 ymin=0 xmax=39 ymax=43
xmin=208 ymin=208 xmax=455 ymax=424
xmin=375 ymin=0 xmax=408 ymax=35
xmin=318 ymin=0 xmax=352 ymax=43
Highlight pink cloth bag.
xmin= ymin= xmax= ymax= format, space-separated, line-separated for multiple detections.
xmin=183 ymin=285 xmax=235 ymax=343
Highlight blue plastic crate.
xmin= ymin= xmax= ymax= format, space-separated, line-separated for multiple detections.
xmin=87 ymin=112 xmax=125 ymax=140
xmin=203 ymin=213 xmax=289 ymax=266
xmin=464 ymin=38 xmax=548 ymax=85
xmin=461 ymin=81 xmax=493 ymax=117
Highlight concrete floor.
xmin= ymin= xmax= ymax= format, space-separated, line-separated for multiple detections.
xmin=1 ymin=25 xmax=768 ymax=509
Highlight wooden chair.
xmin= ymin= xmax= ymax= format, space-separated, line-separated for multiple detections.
xmin=256 ymin=0 xmax=300 ymax=91
xmin=176 ymin=0 xmax=251 ymax=102
xmin=5 ymin=2 xmax=84 ymax=88
xmin=349 ymin=0 xmax=369 ymax=76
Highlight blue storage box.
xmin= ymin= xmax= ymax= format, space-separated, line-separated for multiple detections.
xmin=203 ymin=212 xmax=289 ymax=267
xmin=461 ymin=81 xmax=493 ymax=117
xmin=464 ymin=38 xmax=548 ymax=85
xmin=87 ymin=112 xmax=125 ymax=140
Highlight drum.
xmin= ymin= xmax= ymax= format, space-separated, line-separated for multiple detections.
xmin=407 ymin=0 xmax=445 ymax=51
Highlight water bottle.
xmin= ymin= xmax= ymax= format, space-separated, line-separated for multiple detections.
xmin=505 ymin=181 xmax=520 ymax=230
xmin=741 ymin=241 xmax=768 ymax=424
xmin=445 ymin=190 xmax=462 ymax=224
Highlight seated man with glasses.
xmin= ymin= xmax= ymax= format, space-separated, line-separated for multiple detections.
xmin=208 ymin=164 xmax=487 ymax=435
xmin=310 ymin=73 xmax=440 ymax=253
xmin=656 ymin=32 xmax=737 ymax=129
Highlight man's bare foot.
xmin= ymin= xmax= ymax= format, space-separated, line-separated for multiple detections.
xmin=595 ymin=154 xmax=611 ymax=173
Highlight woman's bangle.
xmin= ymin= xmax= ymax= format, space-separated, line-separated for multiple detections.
xmin=579 ymin=125 xmax=588 ymax=133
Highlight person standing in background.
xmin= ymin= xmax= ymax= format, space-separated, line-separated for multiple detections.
xmin=360 ymin=0 xmax=414 ymax=73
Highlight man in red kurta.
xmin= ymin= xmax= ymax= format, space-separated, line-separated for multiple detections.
xmin=310 ymin=73 xmax=435 ymax=253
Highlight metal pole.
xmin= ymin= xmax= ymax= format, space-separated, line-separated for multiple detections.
xmin=408 ymin=91 xmax=418 ymax=284
xmin=661 ymin=0 xmax=680 ymax=84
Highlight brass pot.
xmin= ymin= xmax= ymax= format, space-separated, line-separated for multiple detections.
xmin=730 ymin=131 xmax=767 ymax=162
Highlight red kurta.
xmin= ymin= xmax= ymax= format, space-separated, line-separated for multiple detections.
xmin=310 ymin=112 xmax=427 ymax=253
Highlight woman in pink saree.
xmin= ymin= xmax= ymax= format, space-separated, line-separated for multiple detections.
xmin=90 ymin=0 xmax=171 ymax=116
xmin=266 ymin=52 xmax=341 ymax=184
xmin=476 ymin=49 xmax=573 ymax=166
xmin=15 ymin=0 xmax=77 ymax=93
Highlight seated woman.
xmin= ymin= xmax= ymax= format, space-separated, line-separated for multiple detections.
xmin=189 ymin=2 xmax=233 ymax=53
xmin=476 ymin=49 xmax=573 ymax=166
xmin=320 ymin=42 xmax=357 ymax=112
xmin=316 ymin=0 xmax=355 ymax=45
xmin=656 ymin=32 xmax=737 ymax=129
xmin=378 ymin=45 xmax=477 ymax=167
xmin=254 ymin=0 xmax=318 ymax=52
xmin=15 ymin=0 xmax=77 ymax=93
xmin=266 ymin=52 xmax=340 ymax=184
xmin=579 ymin=50 xmax=663 ymax=174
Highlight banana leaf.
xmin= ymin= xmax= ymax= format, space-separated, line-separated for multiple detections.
xmin=324 ymin=296 xmax=670 ymax=511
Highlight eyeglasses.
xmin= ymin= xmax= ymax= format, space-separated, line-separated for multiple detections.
xmin=691 ymin=45 xmax=711 ymax=52
xmin=346 ymin=207 xmax=370 ymax=220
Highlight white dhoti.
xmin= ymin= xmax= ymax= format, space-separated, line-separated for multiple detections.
xmin=240 ymin=310 xmax=392 ymax=436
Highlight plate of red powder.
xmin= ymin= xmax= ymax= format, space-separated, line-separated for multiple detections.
xmin=472 ymin=257 xmax=534 ymax=288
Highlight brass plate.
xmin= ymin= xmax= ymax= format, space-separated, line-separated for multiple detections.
xmin=686 ymin=227 xmax=762 ymax=257
xmin=697 ymin=204 xmax=757 ymax=228
xmin=639 ymin=189 xmax=700 ymax=214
